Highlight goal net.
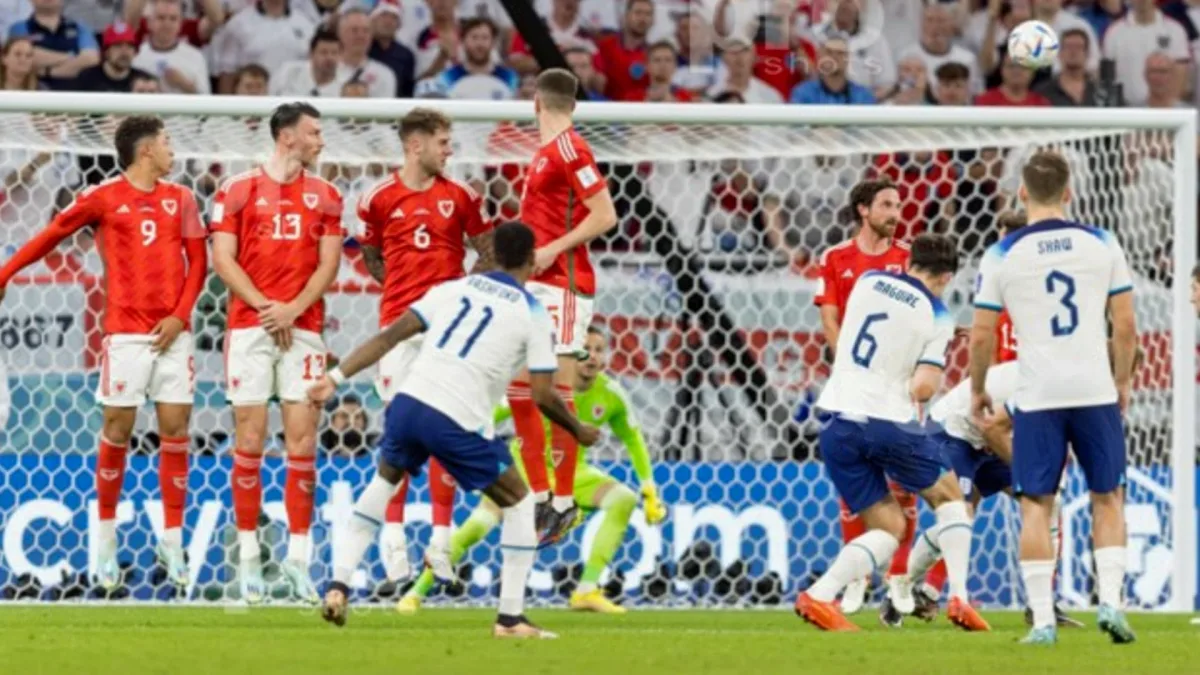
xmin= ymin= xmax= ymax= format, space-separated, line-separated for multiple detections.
xmin=0 ymin=94 xmax=1193 ymax=610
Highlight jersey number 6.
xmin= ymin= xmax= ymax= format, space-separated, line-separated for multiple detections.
xmin=1045 ymin=270 xmax=1078 ymax=337
xmin=851 ymin=312 xmax=888 ymax=368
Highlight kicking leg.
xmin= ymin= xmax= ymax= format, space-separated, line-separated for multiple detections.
xmin=400 ymin=499 xmax=502 ymax=614
xmin=95 ymin=406 xmax=137 ymax=592
xmin=485 ymin=466 xmax=555 ymax=639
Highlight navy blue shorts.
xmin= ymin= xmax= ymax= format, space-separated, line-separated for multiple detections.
xmin=932 ymin=431 xmax=1012 ymax=500
xmin=1012 ymin=403 xmax=1125 ymax=497
xmin=820 ymin=415 xmax=949 ymax=515
xmin=378 ymin=394 xmax=513 ymax=492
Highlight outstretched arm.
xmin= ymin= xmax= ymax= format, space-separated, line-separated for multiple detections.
xmin=307 ymin=311 xmax=428 ymax=404
xmin=0 ymin=191 xmax=98 ymax=292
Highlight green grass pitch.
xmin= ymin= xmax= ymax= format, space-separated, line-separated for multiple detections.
xmin=2 ymin=607 xmax=1196 ymax=674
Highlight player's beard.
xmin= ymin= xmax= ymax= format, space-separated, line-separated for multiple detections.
xmin=868 ymin=216 xmax=897 ymax=239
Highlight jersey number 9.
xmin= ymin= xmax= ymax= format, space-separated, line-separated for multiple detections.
xmin=140 ymin=219 xmax=157 ymax=246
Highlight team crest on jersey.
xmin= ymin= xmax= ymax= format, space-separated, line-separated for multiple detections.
xmin=161 ymin=199 xmax=177 ymax=215
xmin=303 ymin=193 xmax=319 ymax=209
xmin=438 ymin=200 xmax=454 ymax=217
xmin=592 ymin=405 xmax=605 ymax=419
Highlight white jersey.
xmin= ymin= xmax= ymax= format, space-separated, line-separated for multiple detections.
xmin=974 ymin=219 xmax=1132 ymax=411
xmin=817 ymin=271 xmax=956 ymax=423
xmin=931 ymin=362 xmax=1019 ymax=449
xmin=399 ymin=272 xmax=557 ymax=437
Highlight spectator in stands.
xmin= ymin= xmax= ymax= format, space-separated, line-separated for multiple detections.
xmin=1035 ymin=27 xmax=1102 ymax=106
xmin=272 ymin=29 xmax=344 ymax=97
xmin=878 ymin=0 xmax=920 ymax=57
xmin=1103 ymin=0 xmax=1190 ymax=107
xmin=1075 ymin=0 xmax=1127 ymax=40
xmin=1144 ymin=51 xmax=1189 ymax=108
xmin=0 ymin=0 xmax=33 ymax=44
xmin=716 ymin=0 xmax=816 ymax=101
xmin=630 ymin=39 xmax=692 ymax=102
xmin=879 ymin=53 xmax=928 ymax=105
xmin=931 ymin=61 xmax=971 ymax=106
xmin=131 ymin=71 xmax=161 ymax=92
xmin=336 ymin=7 xmax=397 ymax=98
xmin=368 ymin=0 xmax=416 ymax=98
xmin=212 ymin=0 xmax=315 ymax=93
xmin=420 ymin=17 xmax=518 ymax=99
xmin=673 ymin=9 xmax=718 ymax=97
xmin=790 ymin=33 xmax=874 ymax=104
xmin=131 ymin=0 xmax=210 ymax=94
xmin=899 ymin=3 xmax=980 ymax=94
xmin=233 ymin=62 xmax=270 ymax=95
xmin=123 ymin=0 xmax=224 ymax=47
xmin=811 ymin=0 xmax=895 ymax=99
xmin=414 ymin=0 xmax=460 ymax=80
xmin=708 ymin=36 xmax=783 ymax=103
xmin=967 ymin=0 xmax=1031 ymax=90
xmin=1 ymin=36 xmax=39 ymax=91
xmin=74 ymin=23 xmax=153 ymax=92
xmin=595 ymin=0 xmax=653 ymax=101
xmin=341 ymin=78 xmax=369 ymax=98
xmin=7 ymin=0 xmax=100 ymax=90
xmin=510 ymin=0 xmax=597 ymax=74
xmin=1032 ymin=0 xmax=1099 ymax=72
xmin=564 ymin=44 xmax=608 ymax=100
xmin=63 ymin=0 xmax=124 ymax=37
xmin=975 ymin=52 xmax=1050 ymax=106
xmin=321 ymin=394 xmax=373 ymax=458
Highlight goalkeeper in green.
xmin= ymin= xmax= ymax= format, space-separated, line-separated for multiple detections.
xmin=398 ymin=326 xmax=666 ymax=614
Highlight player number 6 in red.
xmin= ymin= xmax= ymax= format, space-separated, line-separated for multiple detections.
xmin=302 ymin=353 xmax=326 ymax=381
xmin=413 ymin=224 xmax=431 ymax=250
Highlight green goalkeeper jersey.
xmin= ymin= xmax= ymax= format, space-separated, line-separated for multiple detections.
xmin=495 ymin=373 xmax=653 ymax=484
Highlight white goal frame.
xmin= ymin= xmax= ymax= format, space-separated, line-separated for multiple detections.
xmin=0 ymin=92 xmax=1194 ymax=611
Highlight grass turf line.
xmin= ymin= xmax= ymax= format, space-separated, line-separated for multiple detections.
xmin=0 ymin=607 xmax=1195 ymax=675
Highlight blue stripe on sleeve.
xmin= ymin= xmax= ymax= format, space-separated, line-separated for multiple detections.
xmin=1108 ymin=285 xmax=1132 ymax=297
xmin=974 ymin=302 xmax=1003 ymax=312
xmin=917 ymin=359 xmax=945 ymax=370
xmin=409 ymin=307 xmax=429 ymax=330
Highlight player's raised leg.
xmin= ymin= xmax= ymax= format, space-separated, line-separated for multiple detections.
xmin=398 ymin=499 xmax=502 ymax=615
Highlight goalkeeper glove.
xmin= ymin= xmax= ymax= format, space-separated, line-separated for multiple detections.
xmin=641 ymin=483 xmax=667 ymax=525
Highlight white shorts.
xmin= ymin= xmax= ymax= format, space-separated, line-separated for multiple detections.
xmin=527 ymin=281 xmax=593 ymax=358
xmin=375 ymin=333 xmax=423 ymax=403
xmin=224 ymin=327 xmax=326 ymax=406
xmin=97 ymin=333 xmax=195 ymax=407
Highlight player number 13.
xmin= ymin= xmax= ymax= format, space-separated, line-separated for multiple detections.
xmin=272 ymin=213 xmax=302 ymax=240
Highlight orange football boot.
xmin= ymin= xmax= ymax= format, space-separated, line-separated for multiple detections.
xmin=795 ymin=592 xmax=860 ymax=632
xmin=947 ymin=597 xmax=991 ymax=632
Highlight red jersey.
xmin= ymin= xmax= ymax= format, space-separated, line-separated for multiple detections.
xmin=973 ymin=88 xmax=1050 ymax=107
xmin=210 ymin=168 xmax=343 ymax=333
xmin=520 ymin=129 xmax=607 ymax=295
xmin=356 ymin=173 xmax=490 ymax=327
xmin=594 ymin=33 xmax=648 ymax=101
xmin=813 ymin=238 xmax=911 ymax=321
xmin=995 ymin=310 xmax=1018 ymax=363
xmin=0 ymin=176 xmax=207 ymax=335
xmin=626 ymin=85 xmax=695 ymax=102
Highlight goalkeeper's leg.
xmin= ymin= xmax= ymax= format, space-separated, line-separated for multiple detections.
xmin=570 ymin=467 xmax=634 ymax=614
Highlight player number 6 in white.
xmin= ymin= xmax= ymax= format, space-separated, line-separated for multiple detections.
xmin=271 ymin=213 xmax=302 ymax=240
xmin=413 ymin=223 xmax=431 ymax=249
xmin=140 ymin=219 xmax=157 ymax=246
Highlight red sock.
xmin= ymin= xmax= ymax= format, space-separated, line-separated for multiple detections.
xmin=839 ymin=499 xmax=866 ymax=543
xmin=925 ymin=560 xmax=948 ymax=593
xmin=96 ymin=438 xmax=128 ymax=520
xmin=285 ymin=456 xmax=317 ymax=535
xmin=385 ymin=476 xmax=410 ymax=524
xmin=429 ymin=459 xmax=456 ymax=527
xmin=158 ymin=436 xmax=189 ymax=529
xmin=231 ymin=450 xmax=263 ymax=531
xmin=508 ymin=383 xmax=549 ymax=493
xmin=550 ymin=385 xmax=578 ymax=498
xmin=888 ymin=484 xmax=918 ymax=576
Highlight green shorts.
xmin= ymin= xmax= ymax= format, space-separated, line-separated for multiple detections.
xmin=509 ymin=440 xmax=615 ymax=510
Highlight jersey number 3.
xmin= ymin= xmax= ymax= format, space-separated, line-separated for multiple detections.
xmin=851 ymin=312 xmax=888 ymax=367
xmin=438 ymin=297 xmax=494 ymax=358
xmin=1045 ymin=270 xmax=1078 ymax=337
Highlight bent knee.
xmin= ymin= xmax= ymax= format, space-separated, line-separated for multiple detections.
xmin=604 ymin=484 xmax=637 ymax=518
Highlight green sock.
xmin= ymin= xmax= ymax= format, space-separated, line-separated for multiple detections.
xmin=579 ymin=486 xmax=636 ymax=591
xmin=409 ymin=506 xmax=500 ymax=599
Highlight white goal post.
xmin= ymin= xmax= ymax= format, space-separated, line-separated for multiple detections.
xmin=0 ymin=92 xmax=1193 ymax=611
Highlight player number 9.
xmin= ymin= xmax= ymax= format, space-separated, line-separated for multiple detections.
xmin=140 ymin=219 xmax=157 ymax=246
xmin=414 ymin=223 xmax=431 ymax=250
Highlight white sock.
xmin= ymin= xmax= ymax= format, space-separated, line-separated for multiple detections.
xmin=1022 ymin=559 xmax=1055 ymax=629
xmin=161 ymin=526 xmax=183 ymax=550
xmin=431 ymin=524 xmax=451 ymax=551
xmin=808 ymin=530 xmax=899 ymax=603
xmin=334 ymin=474 xmax=397 ymax=584
xmin=551 ymin=495 xmax=573 ymax=511
xmin=905 ymin=527 xmax=941 ymax=584
xmin=286 ymin=533 xmax=309 ymax=565
xmin=237 ymin=530 xmax=259 ymax=563
xmin=934 ymin=501 xmax=973 ymax=600
xmin=97 ymin=519 xmax=117 ymax=556
xmin=498 ymin=493 xmax=536 ymax=617
xmin=1094 ymin=546 xmax=1126 ymax=609
xmin=381 ymin=522 xmax=407 ymax=546
xmin=1050 ymin=496 xmax=1062 ymax=569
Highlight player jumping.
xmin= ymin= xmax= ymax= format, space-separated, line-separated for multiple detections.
xmin=796 ymin=233 xmax=989 ymax=633
xmin=211 ymin=102 xmax=344 ymax=604
xmin=508 ymin=67 xmax=618 ymax=541
xmin=311 ymin=221 xmax=598 ymax=638
xmin=970 ymin=150 xmax=1139 ymax=645
xmin=397 ymin=325 xmax=667 ymax=614
xmin=0 ymin=116 xmax=206 ymax=594
xmin=354 ymin=107 xmax=495 ymax=585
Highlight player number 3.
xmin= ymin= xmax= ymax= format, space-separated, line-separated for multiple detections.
xmin=140 ymin=219 xmax=156 ymax=246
